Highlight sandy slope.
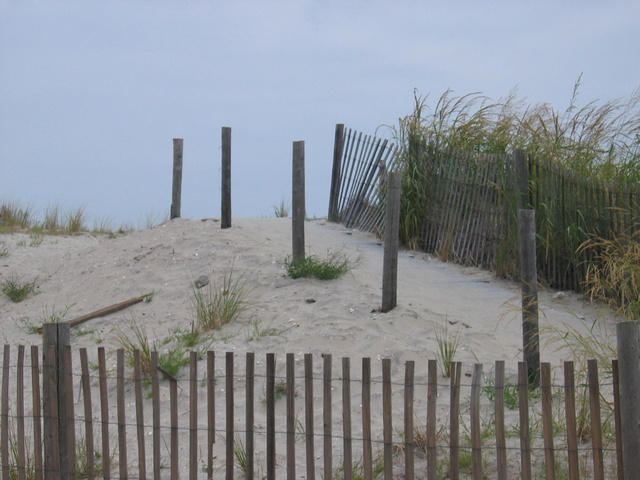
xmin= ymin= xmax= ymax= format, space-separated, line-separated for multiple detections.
xmin=0 ymin=217 xmax=619 ymax=477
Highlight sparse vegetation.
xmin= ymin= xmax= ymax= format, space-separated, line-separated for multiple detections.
xmin=1 ymin=275 xmax=38 ymax=303
xmin=191 ymin=267 xmax=253 ymax=331
xmin=434 ymin=322 xmax=460 ymax=377
xmin=285 ymin=250 xmax=359 ymax=280
xmin=272 ymin=198 xmax=290 ymax=218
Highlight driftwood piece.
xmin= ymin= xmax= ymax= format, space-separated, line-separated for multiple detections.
xmin=38 ymin=293 xmax=152 ymax=333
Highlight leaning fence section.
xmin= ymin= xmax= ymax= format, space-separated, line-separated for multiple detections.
xmin=0 ymin=344 xmax=624 ymax=479
xmin=328 ymin=124 xmax=640 ymax=292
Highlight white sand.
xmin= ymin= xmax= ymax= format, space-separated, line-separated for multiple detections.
xmin=0 ymin=217 xmax=619 ymax=477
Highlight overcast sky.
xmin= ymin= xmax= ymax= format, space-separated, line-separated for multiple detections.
xmin=1 ymin=1 xmax=639 ymax=227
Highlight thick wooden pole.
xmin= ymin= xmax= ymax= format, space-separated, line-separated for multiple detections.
xmin=171 ymin=138 xmax=183 ymax=219
xmin=42 ymin=322 xmax=71 ymax=479
xmin=518 ymin=209 xmax=540 ymax=387
xmin=328 ymin=124 xmax=345 ymax=221
xmin=382 ymin=172 xmax=402 ymax=312
xmin=292 ymin=141 xmax=306 ymax=263
xmin=616 ymin=321 xmax=640 ymax=478
xmin=221 ymin=127 xmax=232 ymax=229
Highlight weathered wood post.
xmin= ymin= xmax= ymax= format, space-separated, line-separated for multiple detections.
xmin=42 ymin=322 xmax=71 ymax=478
xmin=292 ymin=140 xmax=306 ymax=263
xmin=616 ymin=321 xmax=640 ymax=478
xmin=382 ymin=171 xmax=402 ymax=312
xmin=518 ymin=209 xmax=540 ymax=387
xmin=221 ymin=127 xmax=232 ymax=229
xmin=328 ymin=124 xmax=345 ymax=221
xmin=170 ymin=138 xmax=184 ymax=219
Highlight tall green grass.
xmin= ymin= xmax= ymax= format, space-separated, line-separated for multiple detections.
xmin=389 ymin=80 xmax=640 ymax=248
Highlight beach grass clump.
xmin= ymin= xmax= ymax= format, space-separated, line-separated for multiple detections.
xmin=191 ymin=268 xmax=252 ymax=331
xmin=434 ymin=322 xmax=460 ymax=377
xmin=285 ymin=250 xmax=359 ymax=280
xmin=0 ymin=201 xmax=33 ymax=230
xmin=115 ymin=319 xmax=190 ymax=377
xmin=1 ymin=276 xmax=38 ymax=303
xmin=579 ymin=226 xmax=640 ymax=319
xmin=272 ymin=198 xmax=290 ymax=218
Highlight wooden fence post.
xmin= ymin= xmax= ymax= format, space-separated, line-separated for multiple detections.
xmin=292 ymin=141 xmax=306 ymax=263
xmin=221 ymin=127 xmax=232 ymax=229
xmin=328 ymin=124 xmax=345 ymax=221
xmin=616 ymin=321 xmax=640 ymax=478
xmin=171 ymin=138 xmax=184 ymax=219
xmin=42 ymin=322 xmax=71 ymax=479
xmin=518 ymin=209 xmax=540 ymax=387
xmin=382 ymin=172 xmax=402 ymax=312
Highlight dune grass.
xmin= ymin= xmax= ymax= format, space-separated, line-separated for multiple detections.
xmin=285 ymin=250 xmax=359 ymax=280
xmin=191 ymin=267 xmax=253 ymax=332
xmin=1 ymin=275 xmax=38 ymax=303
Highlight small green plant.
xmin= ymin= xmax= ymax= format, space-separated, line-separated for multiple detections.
xmin=0 ymin=243 xmax=9 ymax=257
xmin=28 ymin=233 xmax=43 ymax=247
xmin=435 ymin=322 xmax=460 ymax=377
xmin=285 ymin=250 xmax=359 ymax=280
xmin=1 ymin=276 xmax=38 ymax=303
xmin=191 ymin=267 xmax=252 ymax=331
xmin=244 ymin=318 xmax=286 ymax=341
xmin=272 ymin=198 xmax=290 ymax=218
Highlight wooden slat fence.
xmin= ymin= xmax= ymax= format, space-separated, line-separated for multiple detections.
xmin=0 ymin=344 xmax=624 ymax=479
xmin=328 ymin=124 xmax=640 ymax=291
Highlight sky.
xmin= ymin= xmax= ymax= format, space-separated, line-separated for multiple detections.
xmin=1 ymin=1 xmax=639 ymax=227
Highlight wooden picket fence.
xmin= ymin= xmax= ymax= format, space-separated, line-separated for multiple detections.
xmin=0 ymin=343 xmax=624 ymax=479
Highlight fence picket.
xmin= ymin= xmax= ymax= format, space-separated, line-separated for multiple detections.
xmin=563 ymin=361 xmax=579 ymax=480
xmin=588 ymin=359 xmax=604 ymax=480
xmin=286 ymin=353 xmax=296 ymax=480
xmin=16 ymin=345 xmax=25 ymax=480
xmin=190 ymin=351 xmax=198 ymax=480
xmin=518 ymin=362 xmax=532 ymax=480
xmin=382 ymin=358 xmax=392 ymax=480
xmin=342 ymin=357 xmax=352 ymax=480
xmin=116 ymin=349 xmax=127 ymax=480
xmin=98 ymin=347 xmax=110 ymax=480
xmin=426 ymin=359 xmax=437 ymax=480
xmin=323 ymin=354 xmax=333 ymax=480
xmin=226 ymin=351 xmax=234 ymax=480
xmin=133 ymin=350 xmax=146 ymax=480
xmin=470 ymin=363 xmax=483 ymax=480
xmin=80 ymin=348 xmax=95 ymax=480
xmin=540 ymin=362 xmax=556 ymax=480
xmin=30 ymin=346 xmax=43 ymax=480
xmin=362 ymin=357 xmax=372 ymax=480
xmin=449 ymin=362 xmax=462 ymax=480
xmin=246 ymin=352 xmax=255 ymax=480
xmin=494 ymin=361 xmax=507 ymax=480
xmin=2 ymin=345 xmax=10 ymax=480
xmin=305 ymin=353 xmax=316 ymax=480
xmin=404 ymin=360 xmax=415 ymax=480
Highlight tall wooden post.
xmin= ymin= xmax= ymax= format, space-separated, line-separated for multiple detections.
xmin=221 ymin=127 xmax=232 ymax=229
xmin=292 ymin=141 xmax=306 ymax=263
xmin=616 ymin=321 xmax=640 ymax=478
xmin=171 ymin=138 xmax=184 ymax=219
xmin=42 ymin=322 xmax=71 ymax=478
xmin=382 ymin=172 xmax=402 ymax=312
xmin=518 ymin=209 xmax=540 ymax=387
xmin=328 ymin=124 xmax=345 ymax=221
